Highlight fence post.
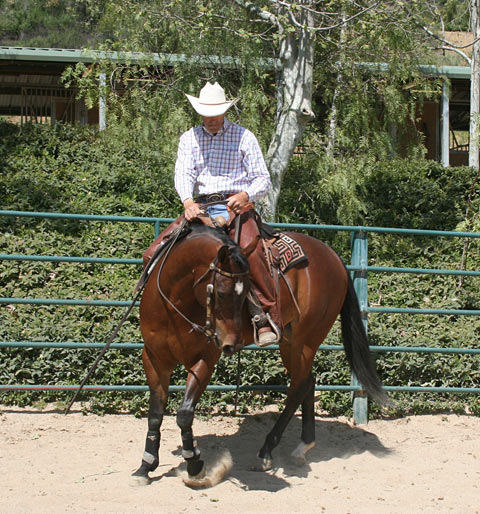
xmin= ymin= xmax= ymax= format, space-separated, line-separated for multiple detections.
xmin=350 ymin=230 xmax=369 ymax=424
xmin=154 ymin=220 xmax=162 ymax=238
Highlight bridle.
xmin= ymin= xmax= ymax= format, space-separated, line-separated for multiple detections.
xmin=156 ymin=234 xmax=249 ymax=344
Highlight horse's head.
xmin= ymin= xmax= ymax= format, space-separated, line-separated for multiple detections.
xmin=206 ymin=243 xmax=250 ymax=355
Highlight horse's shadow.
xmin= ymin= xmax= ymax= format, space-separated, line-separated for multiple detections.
xmin=162 ymin=411 xmax=392 ymax=491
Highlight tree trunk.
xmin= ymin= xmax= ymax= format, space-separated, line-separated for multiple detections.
xmin=327 ymin=14 xmax=346 ymax=158
xmin=469 ymin=0 xmax=480 ymax=169
xmin=261 ymin=7 xmax=315 ymax=220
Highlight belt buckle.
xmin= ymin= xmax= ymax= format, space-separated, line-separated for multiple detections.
xmin=207 ymin=193 xmax=224 ymax=203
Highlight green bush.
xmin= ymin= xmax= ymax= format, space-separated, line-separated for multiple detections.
xmin=1 ymin=121 xmax=479 ymax=417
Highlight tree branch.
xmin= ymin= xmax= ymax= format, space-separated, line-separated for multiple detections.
xmin=308 ymin=1 xmax=381 ymax=32
xmin=421 ymin=22 xmax=480 ymax=50
xmin=439 ymin=45 xmax=471 ymax=65
xmin=231 ymin=0 xmax=279 ymax=26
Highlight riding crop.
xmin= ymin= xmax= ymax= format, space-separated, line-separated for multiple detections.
xmin=64 ymin=220 xmax=189 ymax=415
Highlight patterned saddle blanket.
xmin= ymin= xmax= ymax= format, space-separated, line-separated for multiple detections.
xmin=272 ymin=233 xmax=308 ymax=273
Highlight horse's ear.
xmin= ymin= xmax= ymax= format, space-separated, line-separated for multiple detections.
xmin=217 ymin=245 xmax=230 ymax=264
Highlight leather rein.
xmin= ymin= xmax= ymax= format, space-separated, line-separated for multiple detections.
xmin=155 ymin=222 xmax=248 ymax=343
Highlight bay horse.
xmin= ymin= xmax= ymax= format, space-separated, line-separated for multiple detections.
xmin=132 ymin=222 xmax=389 ymax=486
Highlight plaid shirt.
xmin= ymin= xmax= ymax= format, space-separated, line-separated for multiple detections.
xmin=174 ymin=119 xmax=271 ymax=203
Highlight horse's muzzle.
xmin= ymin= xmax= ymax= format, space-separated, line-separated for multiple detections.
xmin=215 ymin=332 xmax=244 ymax=355
xmin=221 ymin=342 xmax=244 ymax=356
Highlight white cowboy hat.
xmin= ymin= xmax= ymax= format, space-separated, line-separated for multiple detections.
xmin=185 ymin=82 xmax=239 ymax=117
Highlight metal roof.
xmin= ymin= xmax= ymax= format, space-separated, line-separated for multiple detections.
xmin=356 ymin=61 xmax=471 ymax=80
xmin=0 ymin=46 xmax=275 ymax=68
xmin=0 ymin=46 xmax=275 ymax=119
xmin=1 ymin=47 xmax=472 ymax=77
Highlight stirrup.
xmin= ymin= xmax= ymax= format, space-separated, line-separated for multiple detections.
xmin=252 ymin=313 xmax=282 ymax=347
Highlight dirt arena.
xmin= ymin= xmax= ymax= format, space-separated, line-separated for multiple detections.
xmin=1 ymin=404 xmax=479 ymax=514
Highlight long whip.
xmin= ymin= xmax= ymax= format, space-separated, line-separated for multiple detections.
xmin=64 ymin=287 xmax=143 ymax=415
xmin=64 ymin=220 xmax=188 ymax=415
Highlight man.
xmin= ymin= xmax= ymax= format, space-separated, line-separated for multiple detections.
xmin=144 ymin=81 xmax=280 ymax=347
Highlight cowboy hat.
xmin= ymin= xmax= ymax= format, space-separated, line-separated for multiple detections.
xmin=185 ymin=82 xmax=239 ymax=117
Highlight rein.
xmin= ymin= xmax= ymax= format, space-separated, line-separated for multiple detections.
xmin=156 ymin=234 xmax=248 ymax=343
xmin=64 ymin=205 xmax=244 ymax=414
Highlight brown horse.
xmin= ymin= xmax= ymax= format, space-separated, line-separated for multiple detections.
xmin=132 ymin=222 xmax=389 ymax=486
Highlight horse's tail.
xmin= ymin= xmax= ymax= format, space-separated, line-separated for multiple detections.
xmin=340 ymin=274 xmax=391 ymax=406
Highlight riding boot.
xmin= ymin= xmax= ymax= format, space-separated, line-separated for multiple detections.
xmin=229 ymin=207 xmax=281 ymax=347
xmin=248 ymin=243 xmax=282 ymax=346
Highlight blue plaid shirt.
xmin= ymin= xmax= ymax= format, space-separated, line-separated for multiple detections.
xmin=174 ymin=119 xmax=271 ymax=203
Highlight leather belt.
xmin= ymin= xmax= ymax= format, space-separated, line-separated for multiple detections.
xmin=196 ymin=192 xmax=235 ymax=203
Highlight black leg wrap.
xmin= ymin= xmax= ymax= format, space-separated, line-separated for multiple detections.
xmin=177 ymin=407 xmax=194 ymax=429
xmin=181 ymin=430 xmax=201 ymax=459
xmin=140 ymin=430 xmax=160 ymax=472
xmin=258 ymin=433 xmax=279 ymax=460
xmin=301 ymin=375 xmax=316 ymax=445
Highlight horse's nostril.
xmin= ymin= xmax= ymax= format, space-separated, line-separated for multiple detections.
xmin=222 ymin=345 xmax=234 ymax=356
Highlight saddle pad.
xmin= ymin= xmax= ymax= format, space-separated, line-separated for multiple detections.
xmin=273 ymin=233 xmax=308 ymax=273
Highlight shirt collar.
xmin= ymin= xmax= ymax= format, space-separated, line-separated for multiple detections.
xmin=201 ymin=118 xmax=230 ymax=137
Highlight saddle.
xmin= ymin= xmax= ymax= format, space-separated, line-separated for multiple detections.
xmin=137 ymin=208 xmax=308 ymax=338
xmin=226 ymin=208 xmax=308 ymax=331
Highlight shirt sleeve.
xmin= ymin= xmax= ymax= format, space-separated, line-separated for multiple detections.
xmin=174 ymin=131 xmax=198 ymax=203
xmin=241 ymin=130 xmax=272 ymax=202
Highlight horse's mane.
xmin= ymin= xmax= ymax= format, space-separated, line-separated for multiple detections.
xmin=188 ymin=223 xmax=249 ymax=271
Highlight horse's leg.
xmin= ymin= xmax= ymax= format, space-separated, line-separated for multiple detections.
xmin=254 ymin=335 xmax=318 ymax=471
xmin=291 ymin=371 xmax=316 ymax=466
xmin=132 ymin=348 xmax=173 ymax=485
xmin=176 ymin=355 xmax=218 ymax=480
xmin=255 ymin=370 xmax=315 ymax=471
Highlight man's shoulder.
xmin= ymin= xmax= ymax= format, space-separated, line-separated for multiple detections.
xmin=179 ymin=125 xmax=201 ymax=143
xmin=226 ymin=120 xmax=257 ymax=141
xmin=180 ymin=125 xmax=198 ymax=136
xmin=226 ymin=119 xmax=247 ymax=133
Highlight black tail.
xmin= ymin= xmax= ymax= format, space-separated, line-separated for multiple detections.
xmin=340 ymin=274 xmax=391 ymax=406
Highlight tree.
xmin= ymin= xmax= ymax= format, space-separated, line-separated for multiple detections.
xmin=403 ymin=0 xmax=480 ymax=169
xmin=0 ymin=0 xmax=112 ymax=48
xmin=96 ymin=0 xmax=437 ymax=219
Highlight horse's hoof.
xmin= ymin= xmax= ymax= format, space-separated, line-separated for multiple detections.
xmin=189 ymin=465 xmax=206 ymax=481
xmin=182 ymin=463 xmax=208 ymax=488
xmin=291 ymin=441 xmax=315 ymax=467
xmin=131 ymin=474 xmax=151 ymax=487
xmin=250 ymin=456 xmax=273 ymax=472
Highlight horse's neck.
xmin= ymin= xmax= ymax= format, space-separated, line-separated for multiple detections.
xmin=170 ymin=235 xmax=220 ymax=287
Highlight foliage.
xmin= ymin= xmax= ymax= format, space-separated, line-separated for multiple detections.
xmin=423 ymin=0 xmax=471 ymax=32
xmin=1 ymin=121 xmax=479 ymax=419
xmin=1 ymin=1 xmax=480 ymax=419
xmin=0 ymin=0 xmax=113 ymax=48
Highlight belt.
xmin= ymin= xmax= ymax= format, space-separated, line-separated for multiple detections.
xmin=196 ymin=193 xmax=235 ymax=203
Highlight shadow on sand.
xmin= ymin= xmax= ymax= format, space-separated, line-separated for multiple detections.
xmin=162 ymin=411 xmax=392 ymax=492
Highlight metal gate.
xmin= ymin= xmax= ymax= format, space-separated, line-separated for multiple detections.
xmin=1 ymin=209 xmax=480 ymax=423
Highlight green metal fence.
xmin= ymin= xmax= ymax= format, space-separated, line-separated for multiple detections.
xmin=1 ymin=209 xmax=480 ymax=423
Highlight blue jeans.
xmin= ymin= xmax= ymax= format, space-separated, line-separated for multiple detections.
xmin=205 ymin=203 xmax=229 ymax=220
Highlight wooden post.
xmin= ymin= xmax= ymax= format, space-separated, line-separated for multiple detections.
xmin=99 ymin=72 xmax=106 ymax=131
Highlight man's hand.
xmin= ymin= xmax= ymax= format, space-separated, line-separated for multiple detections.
xmin=183 ymin=198 xmax=203 ymax=221
xmin=227 ymin=192 xmax=249 ymax=214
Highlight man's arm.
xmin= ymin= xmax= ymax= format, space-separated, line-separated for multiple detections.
xmin=174 ymin=131 xmax=202 ymax=220
xmin=174 ymin=132 xmax=198 ymax=205
xmin=241 ymin=131 xmax=271 ymax=202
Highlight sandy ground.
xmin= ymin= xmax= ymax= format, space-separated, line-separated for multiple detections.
xmin=0 ymin=404 xmax=479 ymax=514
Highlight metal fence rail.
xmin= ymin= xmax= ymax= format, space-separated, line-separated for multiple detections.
xmin=1 ymin=209 xmax=480 ymax=423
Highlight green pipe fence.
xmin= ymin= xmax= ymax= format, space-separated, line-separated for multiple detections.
xmin=1 ymin=209 xmax=480 ymax=423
